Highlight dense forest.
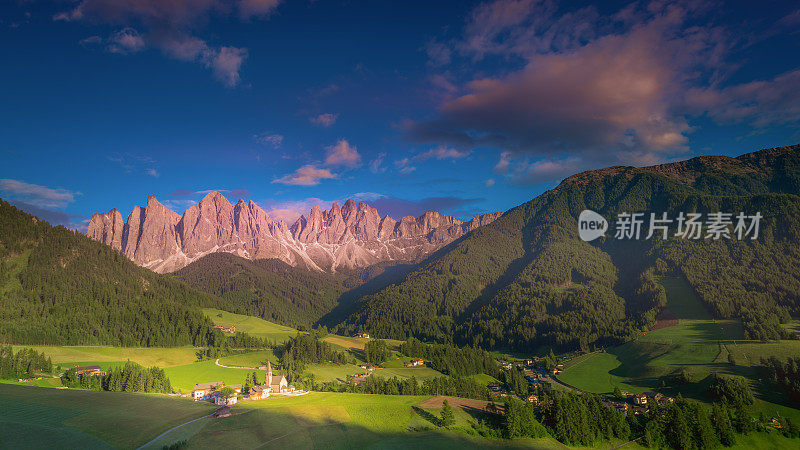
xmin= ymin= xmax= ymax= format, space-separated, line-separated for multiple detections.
xmin=333 ymin=145 xmax=800 ymax=351
xmin=173 ymin=253 xmax=348 ymax=328
xmin=173 ymin=253 xmax=407 ymax=329
xmin=279 ymin=332 xmax=347 ymax=376
xmin=399 ymin=338 xmax=499 ymax=377
xmin=0 ymin=199 xmax=221 ymax=347
xmin=761 ymin=357 xmax=800 ymax=404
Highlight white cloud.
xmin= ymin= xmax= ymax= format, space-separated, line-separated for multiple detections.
xmin=369 ymin=153 xmax=386 ymax=173
xmin=0 ymin=179 xmax=80 ymax=208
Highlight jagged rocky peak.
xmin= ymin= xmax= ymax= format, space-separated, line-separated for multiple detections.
xmin=87 ymin=192 xmax=503 ymax=273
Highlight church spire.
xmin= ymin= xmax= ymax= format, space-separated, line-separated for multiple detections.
xmin=266 ymin=361 xmax=273 ymax=386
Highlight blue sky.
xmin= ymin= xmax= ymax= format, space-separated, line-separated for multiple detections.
xmin=1 ymin=0 xmax=799 ymax=229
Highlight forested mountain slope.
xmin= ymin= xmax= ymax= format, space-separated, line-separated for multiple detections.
xmin=332 ymin=145 xmax=800 ymax=351
xmin=173 ymin=252 xmax=411 ymax=329
xmin=0 ymin=199 xmax=220 ymax=346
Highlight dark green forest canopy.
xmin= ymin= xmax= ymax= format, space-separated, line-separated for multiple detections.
xmin=333 ymin=144 xmax=800 ymax=351
xmin=173 ymin=252 xmax=407 ymax=329
xmin=0 ymin=199 xmax=220 ymax=346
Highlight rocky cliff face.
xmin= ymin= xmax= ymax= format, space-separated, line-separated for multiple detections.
xmin=86 ymin=192 xmax=502 ymax=273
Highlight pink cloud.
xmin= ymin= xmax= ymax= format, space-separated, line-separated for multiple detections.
xmin=106 ymin=27 xmax=145 ymax=53
xmin=324 ymin=139 xmax=361 ymax=168
xmin=272 ymin=165 xmax=336 ymax=186
xmin=310 ymin=113 xmax=338 ymax=127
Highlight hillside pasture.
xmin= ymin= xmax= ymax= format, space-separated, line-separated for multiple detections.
xmin=203 ymin=308 xmax=300 ymax=343
xmin=165 ymin=360 xmax=260 ymax=392
xmin=0 ymin=384 xmax=214 ymax=449
xmin=187 ymin=392 xmax=566 ymax=449
xmin=11 ymin=345 xmax=199 ymax=368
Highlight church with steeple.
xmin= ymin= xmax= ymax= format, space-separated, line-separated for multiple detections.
xmin=250 ymin=361 xmax=294 ymax=400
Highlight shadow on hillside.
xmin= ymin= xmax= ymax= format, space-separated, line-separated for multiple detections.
xmin=185 ymin=402 xmax=539 ymax=450
xmin=317 ymin=262 xmax=416 ymax=327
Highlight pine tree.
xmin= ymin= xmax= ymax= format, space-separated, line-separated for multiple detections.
xmin=440 ymin=400 xmax=455 ymax=427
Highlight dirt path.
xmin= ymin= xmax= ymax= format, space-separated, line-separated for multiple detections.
xmin=214 ymin=358 xmax=259 ymax=370
xmin=136 ymin=413 xmax=213 ymax=449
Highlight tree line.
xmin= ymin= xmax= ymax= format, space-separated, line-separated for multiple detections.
xmin=0 ymin=346 xmax=52 ymax=379
xmin=60 ymin=361 xmax=172 ymax=393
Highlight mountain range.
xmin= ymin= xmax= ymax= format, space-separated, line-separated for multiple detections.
xmin=87 ymin=193 xmax=501 ymax=273
xmin=4 ymin=143 xmax=800 ymax=352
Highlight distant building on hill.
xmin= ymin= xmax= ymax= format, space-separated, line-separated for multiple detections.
xmin=353 ymin=332 xmax=370 ymax=339
xmin=213 ymin=325 xmax=236 ymax=333
xmin=70 ymin=366 xmax=106 ymax=377
xmin=404 ymin=358 xmax=425 ymax=367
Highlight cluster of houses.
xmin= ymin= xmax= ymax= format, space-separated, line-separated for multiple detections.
xmin=192 ymin=362 xmax=295 ymax=406
xmin=213 ymin=325 xmax=236 ymax=333
xmin=605 ymin=391 xmax=675 ymax=416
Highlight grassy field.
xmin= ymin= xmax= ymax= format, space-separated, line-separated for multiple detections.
xmin=186 ymin=391 xmax=572 ymax=449
xmin=306 ymin=363 xmax=364 ymax=382
xmin=165 ymin=360 xmax=261 ymax=392
xmin=0 ymin=383 xmax=214 ymax=449
xmin=11 ymin=345 xmax=199 ymax=369
xmin=217 ymin=349 xmax=279 ymax=368
xmin=558 ymin=276 xmax=800 ymax=428
xmin=203 ymin=308 xmax=300 ymax=343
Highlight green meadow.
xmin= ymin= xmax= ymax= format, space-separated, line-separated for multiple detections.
xmin=185 ymin=392 xmax=575 ymax=449
xmin=558 ymin=276 xmax=800 ymax=426
xmin=203 ymin=308 xmax=300 ymax=343
xmin=165 ymin=360 xmax=258 ymax=392
xmin=0 ymin=383 xmax=215 ymax=449
xmin=11 ymin=345 xmax=199 ymax=368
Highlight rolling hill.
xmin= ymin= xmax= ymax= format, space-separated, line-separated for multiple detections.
xmin=331 ymin=144 xmax=800 ymax=352
xmin=0 ymin=199 xmax=221 ymax=346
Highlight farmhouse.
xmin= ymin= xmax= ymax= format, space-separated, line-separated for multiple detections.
xmin=404 ymin=358 xmax=425 ymax=367
xmin=193 ymin=381 xmax=224 ymax=401
xmin=70 ymin=366 xmax=106 ymax=377
xmin=353 ymin=332 xmax=370 ymax=339
xmin=213 ymin=325 xmax=236 ymax=333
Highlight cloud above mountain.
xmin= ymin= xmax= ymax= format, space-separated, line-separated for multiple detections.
xmin=408 ymin=0 xmax=800 ymax=185
xmin=54 ymin=0 xmax=283 ymax=86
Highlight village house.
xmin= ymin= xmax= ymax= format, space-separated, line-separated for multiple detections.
xmin=526 ymin=394 xmax=539 ymax=404
xmin=193 ymin=381 xmax=224 ymax=401
xmin=404 ymin=358 xmax=425 ymax=367
xmin=250 ymin=384 xmax=270 ymax=400
xmin=70 ymin=365 xmax=107 ymax=377
xmin=358 ymin=363 xmax=377 ymax=371
xmin=633 ymin=394 xmax=648 ymax=405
